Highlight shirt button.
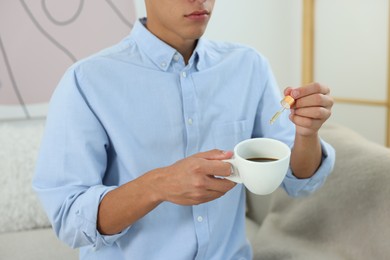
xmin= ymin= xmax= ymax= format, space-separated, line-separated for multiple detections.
xmin=197 ymin=216 xmax=203 ymax=222
xmin=187 ymin=118 xmax=193 ymax=125
xmin=173 ymin=54 xmax=180 ymax=62
xmin=181 ymin=71 xmax=187 ymax=78
xmin=161 ymin=62 xmax=167 ymax=68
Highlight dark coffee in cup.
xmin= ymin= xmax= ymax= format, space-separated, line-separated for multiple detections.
xmin=246 ymin=157 xmax=278 ymax=162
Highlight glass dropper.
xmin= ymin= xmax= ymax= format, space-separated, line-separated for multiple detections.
xmin=269 ymin=95 xmax=295 ymax=124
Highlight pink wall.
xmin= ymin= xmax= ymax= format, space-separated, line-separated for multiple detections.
xmin=0 ymin=0 xmax=136 ymax=119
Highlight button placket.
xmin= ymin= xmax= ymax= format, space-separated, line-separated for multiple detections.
xmin=179 ymin=68 xmax=199 ymax=157
xmin=192 ymin=205 xmax=209 ymax=260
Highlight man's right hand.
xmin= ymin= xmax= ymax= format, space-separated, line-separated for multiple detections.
xmin=152 ymin=149 xmax=236 ymax=205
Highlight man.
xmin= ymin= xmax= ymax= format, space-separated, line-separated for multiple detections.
xmin=33 ymin=0 xmax=335 ymax=259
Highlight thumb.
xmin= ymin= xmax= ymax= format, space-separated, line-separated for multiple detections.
xmin=283 ymin=87 xmax=293 ymax=96
xmin=193 ymin=149 xmax=233 ymax=160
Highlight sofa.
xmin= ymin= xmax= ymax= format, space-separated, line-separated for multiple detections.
xmin=0 ymin=119 xmax=389 ymax=260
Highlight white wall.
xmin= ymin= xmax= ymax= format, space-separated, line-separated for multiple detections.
xmin=315 ymin=0 xmax=389 ymax=145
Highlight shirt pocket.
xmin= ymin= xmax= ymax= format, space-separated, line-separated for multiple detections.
xmin=212 ymin=119 xmax=252 ymax=151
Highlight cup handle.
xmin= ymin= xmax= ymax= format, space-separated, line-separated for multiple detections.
xmin=222 ymin=159 xmax=243 ymax=183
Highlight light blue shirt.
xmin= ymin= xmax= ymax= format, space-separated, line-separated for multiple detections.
xmin=33 ymin=19 xmax=335 ymax=260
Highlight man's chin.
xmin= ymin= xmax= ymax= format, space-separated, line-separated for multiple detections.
xmin=186 ymin=27 xmax=208 ymax=39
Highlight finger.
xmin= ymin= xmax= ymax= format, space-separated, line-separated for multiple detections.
xmin=189 ymin=190 xmax=227 ymax=205
xmin=201 ymin=159 xmax=232 ymax=177
xmin=206 ymin=176 xmax=236 ymax=193
xmin=192 ymin=149 xmax=233 ymax=160
xmin=292 ymin=106 xmax=332 ymax=121
xmin=289 ymin=113 xmax=324 ymax=130
xmin=283 ymin=87 xmax=293 ymax=96
xmin=290 ymin=82 xmax=330 ymax=100
xmin=294 ymin=93 xmax=334 ymax=109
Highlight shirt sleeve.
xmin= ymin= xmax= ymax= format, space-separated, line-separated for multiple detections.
xmin=32 ymin=66 xmax=129 ymax=249
xmin=281 ymin=139 xmax=336 ymax=197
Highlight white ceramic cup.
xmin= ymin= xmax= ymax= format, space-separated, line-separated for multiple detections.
xmin=223 ymin=138 xmax=291 ymax=195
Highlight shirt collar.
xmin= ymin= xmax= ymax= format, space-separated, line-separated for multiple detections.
xmin=130 ymin=18 xmax=176 ymax=71
xmin=131 ymin=18 xmax=206 ymax=72
xmin=193 ymin=38 xmax=206 ymax=71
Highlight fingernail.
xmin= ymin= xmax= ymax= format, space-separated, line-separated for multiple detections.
xmin=223 ymin=150 xmax=233 ymax=156
xmin=291 ymin=90 xmax=299 ymax=98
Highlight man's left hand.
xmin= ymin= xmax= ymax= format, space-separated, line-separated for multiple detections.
xmin=284 ymin=82 xmax=334 ymax=137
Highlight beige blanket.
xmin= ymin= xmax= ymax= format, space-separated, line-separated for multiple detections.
xmin=252 ymin=124 xmax=390 ymax=260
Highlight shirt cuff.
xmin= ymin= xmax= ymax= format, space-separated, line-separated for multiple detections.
xmin=72 ymin=185 xmax=130 ymax=250
xmin=281 ymin=139 xmax=336 ymax=197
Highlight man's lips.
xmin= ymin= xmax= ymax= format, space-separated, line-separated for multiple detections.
xmin=184 ymin=10 xmax=210 ymax=17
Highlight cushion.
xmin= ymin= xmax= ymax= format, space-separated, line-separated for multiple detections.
xmin=246 ymin=190 xmax=273 ymax=226
xmin=0 ymin=119 xmax=51 ymax=233
xmin=245 ymin=217 xmax=260 ymax=245
xmin=0 ymin=228 xmax=78 ymax=259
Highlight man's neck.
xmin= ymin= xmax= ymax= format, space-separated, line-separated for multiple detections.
xmin=176 ymin=41 xmax=197 ymax=65
xmin=143 ymin=18 xmax=197 ymax=65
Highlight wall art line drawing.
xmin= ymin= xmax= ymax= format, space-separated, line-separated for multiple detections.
xmin=42 ymin=0 xmax=85 ymax=26
xmin=20 ymin=0 xmax=77 ymax=62
xmin=0 ymin=35 xmax=30 ymax=118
